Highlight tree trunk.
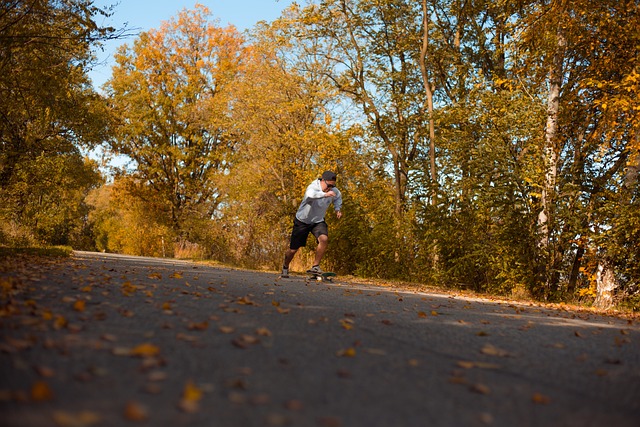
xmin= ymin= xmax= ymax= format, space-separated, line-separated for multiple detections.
xmin=537 ymin=21 xmax=566 ymax=294
xmin=419 ymin=0 xmax=437 ymax=194
xmin=594 ymin=260 xmax=616 ymax=309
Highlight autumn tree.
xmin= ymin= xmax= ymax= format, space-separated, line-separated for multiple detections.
xmin=0 ymin=0 xmax=119 ymax=247
xmin=509 ymin=0 xmax=640 ymax=303
xmin=104 ymin=5 xmax=245 ymax=251
xmin=86 ymin=178 xmax=174 ymax=257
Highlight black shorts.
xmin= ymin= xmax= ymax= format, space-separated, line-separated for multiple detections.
xmin=289 ymin=217 xmax=328 ymax=250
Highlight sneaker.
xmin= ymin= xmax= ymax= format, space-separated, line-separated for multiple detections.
xmin=281 ymin=266 xmax=289 ymax=278
xmin=307 ymin=265 xmax=323 ymax=274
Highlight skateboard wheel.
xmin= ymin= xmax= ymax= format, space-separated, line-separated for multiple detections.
xmin=316 ymin=276 xmax=322 ymax=282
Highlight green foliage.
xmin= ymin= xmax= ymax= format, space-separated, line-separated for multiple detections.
xmin=0 ymin=0 xmax=115 ymax=248
xmin=0 ymin=246 xmax=73 ymax=259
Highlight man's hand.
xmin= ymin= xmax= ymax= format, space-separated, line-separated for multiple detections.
xmin=325 ymin=190 xmax=336 ymax=198
xmin=336 ymin=210 xmax=342 ymax=219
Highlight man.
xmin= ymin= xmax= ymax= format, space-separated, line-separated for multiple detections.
xmin=281 ymin=171 xmax=343 ymax=277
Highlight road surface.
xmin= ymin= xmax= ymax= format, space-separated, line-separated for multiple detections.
xmin=1 ymin=251 xmax=638 ymax=426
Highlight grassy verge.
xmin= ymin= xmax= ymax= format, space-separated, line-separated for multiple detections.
xmin=0 ymin=246 xmax=73 ymax=258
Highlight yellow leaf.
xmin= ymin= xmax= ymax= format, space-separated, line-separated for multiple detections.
xmin=336 ymin=347 xmax=356 ymax=357
xmin=340 ymin=319 xmax=354 ymax=330
xmin=52 ymin=411 xmax=101 ymax=427
xmin=182 ymin=380 xmax=203 ymax=401
xmin=130 ymin=343 xmax=160 ymax=358
xmin=169 ymin=272 xmax=183 ymax=279
xmin=72 ymin=300 xmax=85 ymax=312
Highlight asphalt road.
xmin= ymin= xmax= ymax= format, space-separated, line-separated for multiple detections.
xmin=1 ymin=251 xmax=639 ymax=427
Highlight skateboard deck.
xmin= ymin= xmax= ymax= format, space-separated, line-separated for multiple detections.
xmin=308 ymin=271 xmax=336 ymax=282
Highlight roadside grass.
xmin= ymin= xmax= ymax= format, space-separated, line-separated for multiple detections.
xmin=0 ymin=245 xmax=73 ymax=258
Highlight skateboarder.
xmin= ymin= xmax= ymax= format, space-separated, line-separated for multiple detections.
xmin=281 ymin=171 xmax=342 ymax=278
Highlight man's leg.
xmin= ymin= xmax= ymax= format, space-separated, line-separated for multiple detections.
xmin=284 ymin=248 xmax=298 ymax=268
xmin=313 ymin=234 xmax=329 ymax=267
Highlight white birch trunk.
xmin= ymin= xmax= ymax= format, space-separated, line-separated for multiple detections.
xmin=594 ymin=260 xmax=617 ymax=309
xmin=538 ymin=27 xmax=566 ymax=250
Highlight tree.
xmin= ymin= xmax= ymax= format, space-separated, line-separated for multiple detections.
xmin=0 ymin=0 xmax=117 ymax=246
xmin=87 ymin=178 xmax=174 ymax=256
xmin=296 ymin=0 xmax=428 ymax=217
xmin=105 ymin=5 xmax=245 ymax=244
xmin=513 ymin=0 xmax=640 ymax=301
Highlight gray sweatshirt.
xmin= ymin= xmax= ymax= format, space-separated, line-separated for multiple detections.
xmin=295 ymin=179 xmax=342 ymax=224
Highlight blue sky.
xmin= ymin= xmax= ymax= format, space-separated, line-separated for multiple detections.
xmin=90 ymin=0 xmax=298 ymax=89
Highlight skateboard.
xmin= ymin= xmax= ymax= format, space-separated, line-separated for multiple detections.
xmin=308 ymin=271 xmax=336 ymax=282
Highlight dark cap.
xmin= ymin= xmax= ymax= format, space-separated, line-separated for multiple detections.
xmin=321 ymin=171 xmax=337 ymax=181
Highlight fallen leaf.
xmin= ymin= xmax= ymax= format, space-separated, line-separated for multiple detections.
xmin=336 ymin=347 xmax=356 ymax=357
xmin=417 ymin=311 xmax=427 ymax=318
xmin=34 ymin=365 xmax=55 ymax=378
xmin=250 ymin=393 xmax=270 ymax=405
xmin=31 ymin=381 xmax=54 ymax=401
xmin=236 ymin=296 xmax=257 ymax=306
xmin=112 ymin=347 xmax=132 ymax=356
xmin=318 ymin=416 xmax=343 ymax=427
xmin=187 ymin=321 xmax=208 ymax=331
xmin=336 ymin=369 xmax=351 ymax=378
xmin=130 ymin=343 xmax=160 ymax=358
xmin=169 ymin=272 xmax=183 ymax=279
xmin=478 ymin=412 xmax=494 ymax=425
xmin=232 ymin=335 xmax=260 ymax=349
xmin=340 ymin=319 xmax=354 ymax=330
xmin=147 ymin=371 xmax=167 ymax=382
xmin=52 ymin=410 xmax=101 ymax=427
xmin=532 ymin=393 xmax=551 ymax=404
xmin=284 ymin=399 xmax=304 ymax=411
xmin=228 ymin=391 xmax=246 ymax=404
xmin=219 ymin=326 xmax=235 ymax=334
xmin=470 ymin=383 xmax=491 ymax=395
xmin=457 ymin=361 xmax=501 ymax=370
xmin=178 ymin=380 xmax=203 ymax=413
xmin=72 ymin=300 xmax=86 ymax=312
xmin=124 ymin=400 xmax=149 ymax=422
xmin=256 ymin=327 xmax=272 ymax=337
xmin=480 ymin=344 xmax=512 ymax=357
